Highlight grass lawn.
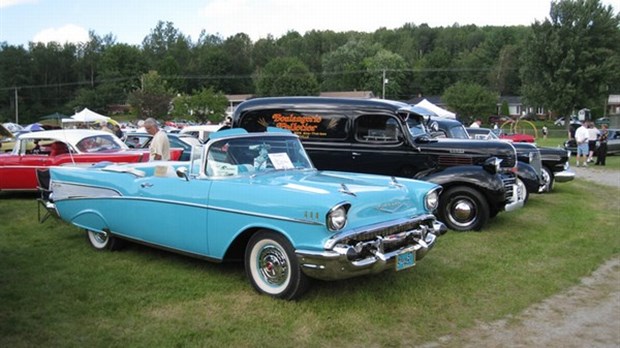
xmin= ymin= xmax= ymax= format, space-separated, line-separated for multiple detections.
xmin=1 ymin=177 xmax=619 ymax=347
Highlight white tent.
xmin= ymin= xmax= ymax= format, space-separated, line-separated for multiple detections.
xmin=70 ymin=108 xmax=110 ymax=123
xmin=415 ymin=99 xmax=456 ymax=119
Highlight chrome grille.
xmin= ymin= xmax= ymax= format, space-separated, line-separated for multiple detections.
xmin=500 ymin=173 xmax=516 ymax=201
xmin=530 ymin=151 xmax=543 ymax=177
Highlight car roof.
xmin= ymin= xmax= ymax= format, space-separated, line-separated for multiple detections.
xmin=17 ymin=129 xmax=118 ymax=144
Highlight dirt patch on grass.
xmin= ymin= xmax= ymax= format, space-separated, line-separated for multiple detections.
xmin=421 ymin=258 xmax=620 ymax=348
xmin=422 ymin=168 xmax=620 ymax=348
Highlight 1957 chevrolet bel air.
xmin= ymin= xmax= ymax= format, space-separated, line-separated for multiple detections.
xmin=47 ymin=128 xmax=447 ymax=299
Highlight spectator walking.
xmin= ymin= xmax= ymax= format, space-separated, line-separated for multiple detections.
xmin=595 ymin=124 xmax=609 ymax=166
xmin=144 ymin=118 xmax=170 ymax=161
xmin=586 ymin=122 xmax=600 ymax=163
xmin=574 ymin=122 xmax=589 ymax=167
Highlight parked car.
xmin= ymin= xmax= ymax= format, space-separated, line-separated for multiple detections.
xmin=554 ymin=116 xmax=580 ymax=127
xmin=465 ymin=127 xmax=574 ymax=192
xmin=0 ymin=130 xmax=181 ymax=192
xmin=46 ymin=128 xmax=447 ymax=299
xmin=495 ymin=129 xmax=536 ymax=143
xmin=0 ymin=123 xmax=17 ymax=153
xmin=428 ymin=117 xmax=542 ymax=199
xmin=232 ymin=97 xmax=525 ymax=232
xmin=564 ymin=128 xmax=620 ymax=156
xmin=595 ymin=117 xmax=610 ymax=126
xmin=179 ymin=124 xmax=223 ymax=142
xmin=125 ymin=133 xmax=201 ymax=161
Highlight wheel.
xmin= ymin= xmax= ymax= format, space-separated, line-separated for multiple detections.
xmin=438 ymin=186 xmax=490 ymax=232
xmin=245 ymin=230 xmax=309 ymax=300
xmin=540 ymin=166 xmax=554 ymax=193
xmin=86 ymin=229 xmax=122 ymax=251
xmin=516 ymin=178 xmax=529 ymax=204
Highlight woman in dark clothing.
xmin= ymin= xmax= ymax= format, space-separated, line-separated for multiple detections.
xmin=595 ymin=124 xmax=608 ymax=166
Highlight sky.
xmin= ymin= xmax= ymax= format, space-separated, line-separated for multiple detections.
xmin=0 ymin=0 xmax=617 ymax=46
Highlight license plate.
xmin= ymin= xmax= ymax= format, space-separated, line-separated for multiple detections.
xmin=395 ymin=250 xmax=416 ymax=271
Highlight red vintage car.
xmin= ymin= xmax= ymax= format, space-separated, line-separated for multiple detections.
xmin=0 ymin=129 xmax=181 ymax=192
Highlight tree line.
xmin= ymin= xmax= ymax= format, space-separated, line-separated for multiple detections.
xmin=0 ymin=0 xmax=618 ymax=124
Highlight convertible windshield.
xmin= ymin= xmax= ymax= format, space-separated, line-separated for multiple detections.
xmin=206 ymin=136 xmax=313 ymax=177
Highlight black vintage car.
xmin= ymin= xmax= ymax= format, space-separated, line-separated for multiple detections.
xmin=232 ymin=97 xmax=525 ymax=232
xmin=428 ymin=117 xmax=543 ymax=199
xmin=431 ymin=117 xmax=573 ymax=192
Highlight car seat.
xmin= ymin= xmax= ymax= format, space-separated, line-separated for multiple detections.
xmin=49 ymin=141 xmax=69 ymax=156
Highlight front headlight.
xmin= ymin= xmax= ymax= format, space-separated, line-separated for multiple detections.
xmin=326 ymin=203 xmax=350 ymax=231
xmin=483 ymin=157 xmax=502 ymax=174
xmin=425 ymin=188 xmax=441 ymax=211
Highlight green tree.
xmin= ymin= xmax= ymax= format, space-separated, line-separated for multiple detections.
xmin=320 ymin=40 xmax=381 ymax=92
xmin=442 ymin=82 xmax=498 ymax=120
xmin=171 ymin=87 xmax=228 ymax=124
xmin=520 ymin=0 xmax=620 ymax=120
xmin=127 ymin=71 xmax=175 ymax=119
xmin=360 ymin=49 xmax=407 ymax=99
xmin=254 ymin=57 xmax=319 ymax=97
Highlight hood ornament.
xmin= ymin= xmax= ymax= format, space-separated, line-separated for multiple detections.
xmin=339 ymin=183 xmax=357 ymax=197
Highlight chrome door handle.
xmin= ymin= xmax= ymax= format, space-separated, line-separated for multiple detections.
xmin=140 ymin=182 xmax=153 ymax=188
xmin=352 ymin=152 xmax=361 ymax=156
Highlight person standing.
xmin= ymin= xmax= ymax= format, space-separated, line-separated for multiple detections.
xmin=595 ymin=124 xmax=609 ymax=166
xmin=542 ymin=125 xmax=548 ymax=139
xmin=144 ymin=118 xmax=170 ymax=161
xmin=586 ymin=122 xmax=599 ymax=163
xmin=574 ymin=122 xmax=589 ymax=167
xmin=470 ymin=119 xmax=482 ymax=128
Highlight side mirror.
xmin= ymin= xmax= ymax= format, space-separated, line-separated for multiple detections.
xmin=176 ymin=166 xmax=189 ymax=181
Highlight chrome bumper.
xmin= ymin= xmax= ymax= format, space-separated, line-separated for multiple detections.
xmin=505 ymin=183 xmax=525 ymax=212
xmin=554 ymin=170 xmax=575 ymax=183
xmin=296 ymin=218 xmax=447 ymax=281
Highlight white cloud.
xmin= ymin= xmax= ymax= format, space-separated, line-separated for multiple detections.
xmin=32 ymin=24 xmax=89 ymax=45
xmin=197 ymin=0 xmax=553 ymax=41
xmin=0 ymin=0 xmax=36 ymax=9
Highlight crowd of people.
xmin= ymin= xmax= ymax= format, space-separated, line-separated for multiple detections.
xmin=574 ymin=121 xmax=608 ymax=167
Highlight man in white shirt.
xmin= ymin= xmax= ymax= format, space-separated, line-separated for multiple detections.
xmin=470 ymin=119 xmax=482 ymax=128
xmin=574 ymin=122 xmax=589 ymax=167
xmin=144 ymin=118 xmax=170 ymax=161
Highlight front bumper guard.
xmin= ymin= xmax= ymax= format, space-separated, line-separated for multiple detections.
xmin=296 ymin=219 xmax=447 ymax=281
xmin=504 ymin=183 xmax=525 ymax=212
xmin=554 ymin=169 xmax=575 ymax=183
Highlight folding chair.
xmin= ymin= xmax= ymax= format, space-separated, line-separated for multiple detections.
xmin=36 ymin=169 xmax=55 ymax=223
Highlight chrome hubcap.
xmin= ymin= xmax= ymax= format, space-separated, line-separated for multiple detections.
xmin=450 ymin=200 xmax=476 ymax=227
xmin=258 ymin=246 xmax=288 ymax=286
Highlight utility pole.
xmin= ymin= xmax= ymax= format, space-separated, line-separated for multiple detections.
xmin=382 ymin=70 xmax=388 ymax=99
xmin=14 ymin=88 xmax=18 ymax=124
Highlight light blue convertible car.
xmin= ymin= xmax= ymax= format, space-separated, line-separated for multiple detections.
xmin=48 ymin=128 xmax=446 ymax=299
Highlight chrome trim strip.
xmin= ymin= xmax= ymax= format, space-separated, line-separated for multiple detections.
xmin=53 ymin=181 xmax=324 ymax=226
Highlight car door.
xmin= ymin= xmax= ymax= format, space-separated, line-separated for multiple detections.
xmin=0 ymin=152 xmax=54 ymax=190
xmin=347 ymin=114 xmax=410 ymax=176
xmin=129 ymin=171 xmax=212 ymax=256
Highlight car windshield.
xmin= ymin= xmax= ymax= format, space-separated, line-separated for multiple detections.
xmin=206 ymin=136 xmax=313 ymax=177
xmin=76 ymin=135 xmax=125 ymax=153
xmin=406 ymin=116 xmax=428 ymax=136
xmin=447 ymin=125 xmax=470 ymax=139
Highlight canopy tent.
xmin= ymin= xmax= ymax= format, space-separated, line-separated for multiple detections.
xmin=70 ymin=108 xmax=109 ymax=123
xmin=415 ymin=99 xmax=456 ymax=119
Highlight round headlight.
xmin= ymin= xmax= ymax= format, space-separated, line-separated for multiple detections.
xmin=425 ymin=188 xmax=441 ymax=211
xmin=327 ymin=204 xmax=349 ymax=231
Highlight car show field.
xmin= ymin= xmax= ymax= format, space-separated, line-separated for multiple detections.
xmin=1 ymin=160 xmax=618 ymax=346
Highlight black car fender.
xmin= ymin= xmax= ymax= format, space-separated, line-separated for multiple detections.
xmin=413 ymin=165 xmax=506 ymax=207
xmin=515 ymin=161 xmax=542 ymax=194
